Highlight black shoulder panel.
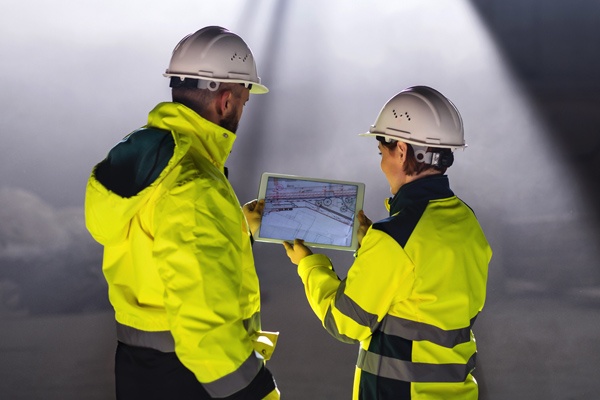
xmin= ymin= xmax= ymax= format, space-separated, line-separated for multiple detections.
xmin=95 ymin=128 xmax=175 ymax=198
xmin=372 ymin=201 xmax=428 ymax=248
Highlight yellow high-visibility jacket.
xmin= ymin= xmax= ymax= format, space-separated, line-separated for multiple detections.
xmin=85 ymin=102 xmax=275 ymax=398
xmin=297 ymin=175 xmax=491 ymax=400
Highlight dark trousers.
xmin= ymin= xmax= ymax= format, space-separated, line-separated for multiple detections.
xmin=115 ymin=342 xmax=276 ymax=400
xmin=115 ymin=341 xmax=211 ymax=400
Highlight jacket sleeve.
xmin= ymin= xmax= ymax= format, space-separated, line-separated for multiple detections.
xmin=152 ymin=175 xmax=263 ymax=397
xmin=297 ymin=227 xmax=414 ymax=343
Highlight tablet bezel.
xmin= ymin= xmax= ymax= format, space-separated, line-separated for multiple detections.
xmin=254 ymin=172 xmax=365 ymax=251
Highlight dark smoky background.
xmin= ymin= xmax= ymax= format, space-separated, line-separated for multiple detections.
xmin=1 ymin=1 xmax=599 ymax=399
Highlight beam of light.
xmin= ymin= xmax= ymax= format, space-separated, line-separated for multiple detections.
xmin=228 ymin=0 xmax=584 ymax=224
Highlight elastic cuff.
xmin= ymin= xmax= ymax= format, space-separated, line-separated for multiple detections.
xmin=297 ymin=253 xmax=332 ymax=277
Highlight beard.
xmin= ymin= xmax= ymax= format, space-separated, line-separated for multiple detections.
xmin=220 ymin=104 xmax=240 ymax=134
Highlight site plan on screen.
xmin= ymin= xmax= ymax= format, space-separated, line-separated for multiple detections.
xmin=261 ymin=176 xmax=358 ymax=246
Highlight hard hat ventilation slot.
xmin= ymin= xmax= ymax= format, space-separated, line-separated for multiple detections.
xmin=392 ymin=109 xmax=411 ymax=121
xmin=231 ymin=52 xmax=250 ymax=62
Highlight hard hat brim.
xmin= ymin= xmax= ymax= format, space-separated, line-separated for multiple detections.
xmin=358 ymin=132 xmax=467 ymax=150
xmin=163 ymin=73 xmax=269 ymax=94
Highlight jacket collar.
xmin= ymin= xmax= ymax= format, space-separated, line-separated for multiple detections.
xmin=146 ymin=102 xmax=236 ymax=171
xmin=385 ymin=174 xmax=454 ymax=216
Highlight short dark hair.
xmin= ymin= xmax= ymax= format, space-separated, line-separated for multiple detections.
xmin=171 ymin=81 xmax=244 ymax=118
xmin=377 ymin=137 xmax=449 ymax=175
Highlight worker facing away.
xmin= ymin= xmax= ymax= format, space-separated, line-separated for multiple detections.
xmin=283 ymin=86 xmax=492 ymax=400
xmin=85 ymin=26 xmax=279 ymax=399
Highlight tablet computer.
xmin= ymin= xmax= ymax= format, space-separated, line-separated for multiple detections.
xmin=254 ymin=173 xmax=365 ymax=251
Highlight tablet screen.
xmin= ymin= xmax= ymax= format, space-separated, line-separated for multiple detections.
xmin=254 ymin=173 xmax=365 ymax=251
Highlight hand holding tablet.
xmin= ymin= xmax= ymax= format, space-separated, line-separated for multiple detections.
xmin=254 ymin=173 xmax=366 ymax=251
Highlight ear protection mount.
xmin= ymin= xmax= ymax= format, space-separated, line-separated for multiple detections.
xmin=197 ymin=79 xmax=220 ymax=91
xmin=413 ymin=145 xmax=454 ymax=168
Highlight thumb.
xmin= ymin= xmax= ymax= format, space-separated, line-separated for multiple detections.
xmin=359 ymin=210 xmax=372 ymax=225
xmin=256 ymin=199 xmax=265 ymax=211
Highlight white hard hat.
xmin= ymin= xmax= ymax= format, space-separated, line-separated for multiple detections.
xmin=361 ymin=86 xmax=465 ymax=150
xmin=164 ymin=26 xmax=268 ymax=94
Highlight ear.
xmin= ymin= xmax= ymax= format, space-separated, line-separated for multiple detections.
xmin=215 ymin=90 xmax=233 ymax=116
xmin=396 ymin=141 xmax=407 ymax=163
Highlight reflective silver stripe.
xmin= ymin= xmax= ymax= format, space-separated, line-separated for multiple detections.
xmin=334 ymin=278 xmax=476 ymax=348
xmin=243 ymin=311 xmax=261 ymax=336
xmin=117 ymin=322 xmax=263 ymax=397
xmin=324 ymin=305 xmax=359 ymax=344
xmin=334 ymin=279 xmax=380 ymax=330
xmin=116 ymin=322 xmax=175 ymax=352
xmin=357 ymin=348 xmax=477 ymax=383
xmin=203 ymin=352 xmax=263 ymax=398
xmin=117 ymin=312 xmax=261 ymax=353
xmin=381 ymin=314 xmax=476 ymax=348
xmin=322 ymin=279 xmax=375 ymax=343
xmin=326 ymin=279 xmax=475 ymax=348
